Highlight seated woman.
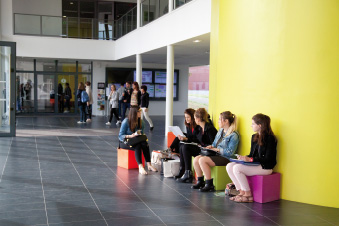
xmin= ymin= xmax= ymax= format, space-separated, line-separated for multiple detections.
xmin=118 ymin=105 xmax=158 ymax=175
xmin=192 ymin=111 xmax=239 ymax=192
xmin=177 ymin=108 xmax=218 ymax=183
xmin=226 ymin=113 xmax=277 ymax=202
xmin=169 ymin=108 xmax=200 ymax=179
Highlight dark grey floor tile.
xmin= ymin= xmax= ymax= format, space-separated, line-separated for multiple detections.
xmin=49 ymin=219 xmax=108 ymax=226
xmin=268 ymin=214 xmax=329 ymax=225
xmin=48 ymin=212 xmax=104 ymax=224
xmin=217 ymin=216 xmax=278 ymax=226
xmin=159 ymin=213 xmax=215 ymax=224
xmin=106 ymin=216 xmax=164 ymax=226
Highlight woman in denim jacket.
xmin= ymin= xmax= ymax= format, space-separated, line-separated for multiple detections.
xmin=192 ymin=111 xmax=239 ymax=192
xmin=119 ymin=106 xmax=158 ymax=175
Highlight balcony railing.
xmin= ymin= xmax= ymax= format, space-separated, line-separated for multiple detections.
xmin=13 ymin=0 xmax=193 ymax=40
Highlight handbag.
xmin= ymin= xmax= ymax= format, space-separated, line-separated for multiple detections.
xmin=125 ymin=135 xmax=147 ymax=147
xmin=151 ymin=151 xmax=170 ymax=165
xmin=200 ymin=148 xmax=220 ymax=156
xmin=160 ymin=158 xmax=174 ymax=175
xmin=163 ymin=159 xmax=180 ymax=178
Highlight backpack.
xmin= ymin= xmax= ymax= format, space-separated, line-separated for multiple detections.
xmin=81 ymin=91 xmax=89 ymax=103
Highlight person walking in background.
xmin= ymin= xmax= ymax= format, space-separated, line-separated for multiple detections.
xmin=77 ymin=82 xmax=87 ymax=124
xmin=140 ymin=85 xmax=154 ymax=131
xmin=85 ymin=81 xmax=93 ymax=122
xmin=58 ymin=83 xmax=64 ymax=113
xmin=106 ymin=84 xmax=121 ymax=125
xmin=121 ymin=81 xmax=133 ymax=122
xmin=64 ymin=83 xmax=72 ymax=113
xmin=131 ymin=82 xmax=141 ymax=107
xmin=117 ymin=82 xmax=125 ymax=118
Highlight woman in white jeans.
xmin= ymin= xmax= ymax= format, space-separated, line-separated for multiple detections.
xmin=226 ymin=113 xmax=277 ymax=203
xmin=140 ymin=85 xmax=154 ymax=131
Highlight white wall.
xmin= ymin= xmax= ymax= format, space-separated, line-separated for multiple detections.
xmin=92 ymin=61 xmax=188 ymax=116
xmin=13 ymin=0 xmax=62 ymax=16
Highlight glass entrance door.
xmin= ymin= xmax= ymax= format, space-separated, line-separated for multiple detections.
xmin=37 ymin=74 xmax=55 ymax=113
xmin=0 ymin=42 xmax=16 ymax=137
xmin=57 ymin=75 xmax=76 ymax=113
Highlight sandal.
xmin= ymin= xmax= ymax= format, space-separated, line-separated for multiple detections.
xmin=148 ymin=165 xmax=158 ymax=172
xmin=139 ymin=165 xmax=148 ymax=175
xmin=234 ymin=195 xmax=253 ymax=203
xmin=229 ymin=194 xmax=242 ymax=201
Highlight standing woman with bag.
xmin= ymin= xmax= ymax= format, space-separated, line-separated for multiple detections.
xmin=177 ymin=108 xmax=218 ymax=183
xmin=131 ymin=82 xmax=141 ymax=107
xmin=226 ymin=113 xmax=277 ymax=203
xmin=106 ymin=84 xmax=120 ymax=125
xmin=76 ymin=82 xmax=87 ymax=124
xmin=118 ymin=106 xmax=158 ymax=175
xmin=192 ymin=111 xmax=239 ymax=192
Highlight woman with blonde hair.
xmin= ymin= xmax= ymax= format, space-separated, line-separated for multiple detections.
xmin=192 ymin=111 xmax=239 ymax=192
xmin=177 ymin=108 xmax=217 ymax=183
xmin=106 ymin=84 xmax=121 ymax=125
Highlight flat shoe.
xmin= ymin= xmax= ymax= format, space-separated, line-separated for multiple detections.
xmin=234 ymin=195 xmax=253 ymax=203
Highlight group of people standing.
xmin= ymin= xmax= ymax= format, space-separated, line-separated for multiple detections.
xmin=106 ymin=81 xmax=154 ymax=131
xmin=118 ymin=105 xmax=277 ymax=203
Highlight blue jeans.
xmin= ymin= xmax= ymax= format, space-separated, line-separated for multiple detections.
xmin=122 ymin=102 xmax=130 ymax=121
xmin=79 ymin=104 xmax=86 ymax=122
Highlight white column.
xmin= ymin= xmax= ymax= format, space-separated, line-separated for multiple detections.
xmin=136 ymin=54 xmax=142 ymax=85
xmin=137 ymin=0 xmax=141 ymax=28
xmin=168 ymin=0 xmax=174 ymax=13
xmin=165 ymin=45 xmax=174 ymax=135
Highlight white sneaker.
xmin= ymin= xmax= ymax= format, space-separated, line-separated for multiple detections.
xmin=77 ymin=121 xmax=83 ymax=124
xmin=86 ymin=119 xmax=92 ymax=122
xmin=116 ymin=120 xmax=121 ymax=125
xmin=106 ymin=122 xmax=111 ymax=125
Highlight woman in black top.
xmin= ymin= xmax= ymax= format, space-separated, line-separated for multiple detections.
xmin=169 ymin=108 xmax=200 ymax=179
xmin=226 ymin=113 xmax=277 ymax=203
xmin=140 ymin=85 xmax=154 ymax=131
xmin=177 ymin=108 xmax=217 ymax=183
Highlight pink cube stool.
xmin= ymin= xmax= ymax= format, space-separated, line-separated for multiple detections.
xmin=247 ymin=173 xmax=281 ymax=203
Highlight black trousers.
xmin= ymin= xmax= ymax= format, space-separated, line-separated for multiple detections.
xmin=179 ymin=144 xmax=201 ymax=171
xmin=109 ymin=108 xmax=119 ymax=122
xmin=170 ymin=137 xmax=182 ymax=153
xmin=119 ymin=140 xmax=151 ymax=165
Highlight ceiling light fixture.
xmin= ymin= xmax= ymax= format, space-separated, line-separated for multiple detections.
xmin=70 ymin=2 xmax=74 ymax=4
xmin=193 ymin=40 xmax=201 ymax=43
xmin=63 ymin=16 xmax=66 ymax=17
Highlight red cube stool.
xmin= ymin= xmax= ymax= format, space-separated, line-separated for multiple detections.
xmin=247 ymin=172 xmax=281 ymax=203
xmin=167 ymin=132 xmax=176 ymax=148
xmin=117 ymin=148 xmax=145 ymax=169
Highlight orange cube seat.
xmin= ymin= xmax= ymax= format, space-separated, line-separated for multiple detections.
xmin=117 ymin=148 xmax=145 ymax=169
xmin=167 ymin=132 xmax=176 ymax=148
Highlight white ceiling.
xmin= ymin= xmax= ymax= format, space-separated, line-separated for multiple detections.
xmin=116 ymin=33 xmax=210 ymax=66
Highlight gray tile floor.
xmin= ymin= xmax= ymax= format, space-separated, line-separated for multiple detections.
xmin=0 ymin=115 xmax=338 ymax=226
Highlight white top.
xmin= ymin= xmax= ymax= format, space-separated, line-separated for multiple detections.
xmin=109 ymin=91 xmax=119 ymax=108
xmin=85 ymin=86 xmax=93 ymax=104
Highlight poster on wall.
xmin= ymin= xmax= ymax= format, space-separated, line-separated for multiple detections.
xmin=97 ymin=82 xmax=105 ymax=111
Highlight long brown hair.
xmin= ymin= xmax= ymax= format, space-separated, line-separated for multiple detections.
xmin=252 ymin=113 xmax=275 ymax=146
xmin=194 ymin=108 xmax=208 ymax=122
xmin=220 ymin=111 xmax=237 ymax=136
xmin=184 ymin=108 xmax=196 ymax=130
xmin=128 ymin=105 xmax=141 ymax=132
xmin=78 ymin=82 xmax=85 ymax=90
xmin=133 ymin=82 xmax=139 ymax=91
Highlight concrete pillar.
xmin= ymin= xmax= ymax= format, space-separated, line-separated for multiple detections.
xmin=165 ymin=45 xmax=174 ymax=135
xmin=136 ymin=54 xmax=142 ymax=86
xmin=168 ymin=0 xmax=174 ymax=13
xmin=137 ymin=0 xmax=141 ymax=28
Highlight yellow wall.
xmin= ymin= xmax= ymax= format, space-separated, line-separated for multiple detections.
xmin=210 ymin=0 xmax=339 ymax=208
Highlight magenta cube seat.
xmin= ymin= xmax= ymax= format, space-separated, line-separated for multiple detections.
xmin=247 ymin=172 xmax=281 ymax=203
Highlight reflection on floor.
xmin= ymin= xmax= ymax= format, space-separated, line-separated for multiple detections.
xmin=0 ymin=115 xmax=338 ymax=226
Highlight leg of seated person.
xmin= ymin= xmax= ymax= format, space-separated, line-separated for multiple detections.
xmin=182 ymin=144 xmax=200 ymax=171
xmin=170 ymin=137 xmax=180 ymax=152
xmin=226 ymin=162 xmax=242 ymax=190
xmin=193 ymin=155 xmax=203 ymax=177
xmin=140 ymin=141 xmax=157 ymax=172
xmin=199 ymin=156 xmax=215 ymax=180
xmin=179 ymin=145 xmax=185 ymax=169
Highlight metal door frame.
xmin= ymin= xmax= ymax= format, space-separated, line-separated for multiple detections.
xmin=0 ymin=41 xmax=16 ymax=137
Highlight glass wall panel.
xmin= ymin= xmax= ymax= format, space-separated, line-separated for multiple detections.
xmin=160 ymin=0 xmax=169 ymax=17
xmin=58 ymin=61 xmax=77 ymax=72
xmin=80 ymin=18 xmax=93 ymax=39
xmin=78 ymin=74 xmax=91 ymax=84
xmin=37 ymin=74 xmax=55 ymax=113
xmin=42 ymin=16 xmax=63 ymax=36
xmin=16 ymin=73 xmax=34 ymax=113
xmin=78 ymin=63 xmax=91 ymax=73
xmin=14 ymin=14 xmax=41 ymax=35
xmin=58 ymin=75 xmax=75 ymax=113
xmin=142 ymin=0 xmax=149 ymax=26
xmin=0 ymin=46 xmax=11 ymax=133
xmin=67 ymin=17 xmax=79 ymax=38
xmin=16 ymin=59 xmax=34 ymax=71
xmin=36 ymin=60 xmax=56 ymax=72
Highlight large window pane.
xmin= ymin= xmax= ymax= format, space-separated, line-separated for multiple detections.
xmin=37 ymin=74 xmax=55 ymax=113
xmin=78 ymin=63 xmax=91 ymax=73
xmin=14 ymin=14 xmax=41 ymax=35
xmin=142 ymin=0 xmax=149 ymax=26
xmin=42 ymin=16 xmax=63 ymax=36
xmin=0 ymin=46 xmax=11 ymax=133
xmin=160 ymin=0 xmax=169 ymax=17
xmin=16 ymin=59 xmax=34 ymax=71
xmin=58 ymin=75 xmax=75 ymax=113
xmin=58 ymin=61 xmax=77 ymax=72
xmin=36 ymin=60 xmax=56 ymax=72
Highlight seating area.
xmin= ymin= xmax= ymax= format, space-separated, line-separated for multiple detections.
xmin=0 ymin=115 xmax=338 ymax=226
